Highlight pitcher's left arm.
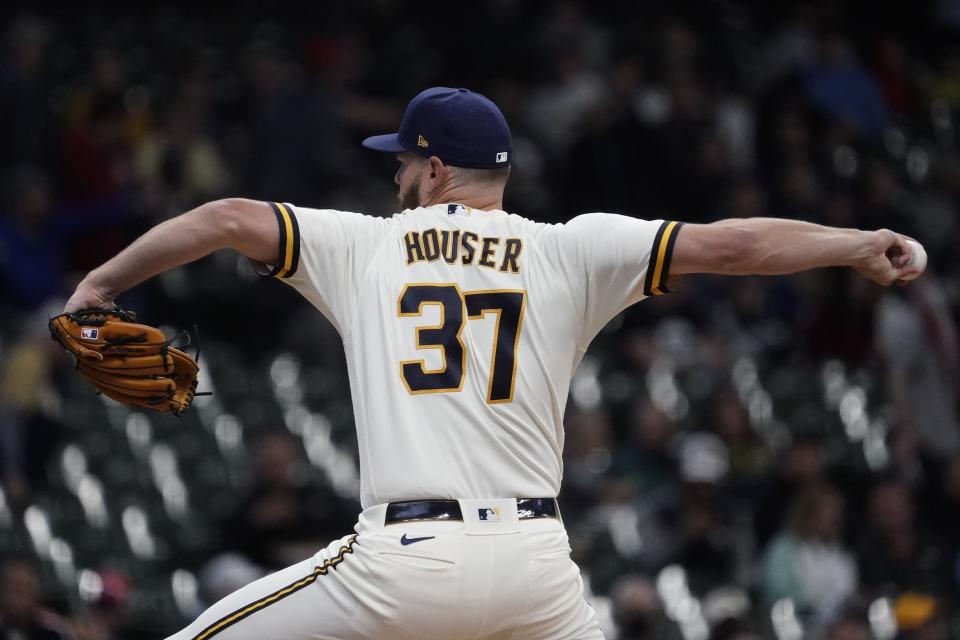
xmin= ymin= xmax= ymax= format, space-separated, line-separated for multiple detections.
xmin=668 ymin=218 xmax=921 ymax=285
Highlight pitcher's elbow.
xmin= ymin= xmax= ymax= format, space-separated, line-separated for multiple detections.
xmin=205 ymin=198 xmax=247 ymax=243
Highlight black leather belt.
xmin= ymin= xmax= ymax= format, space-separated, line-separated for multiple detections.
xmin=385 ymin=498 xmax=558 ymax=524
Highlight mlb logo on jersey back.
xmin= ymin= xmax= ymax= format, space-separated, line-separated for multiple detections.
xmin=80 ymin=328 xmax=99 ymax=340
xmin=447 ymin=204 xmax=471 ymax=216
xmin=478 ymin=507 xmax=502 ymax=522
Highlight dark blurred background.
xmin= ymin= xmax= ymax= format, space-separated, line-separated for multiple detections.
xmin=0 ymin=1 xmax=959 ymax=638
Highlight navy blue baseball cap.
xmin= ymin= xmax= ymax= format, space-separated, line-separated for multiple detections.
xmin=362 ymin=87 xmax=512 ymax=170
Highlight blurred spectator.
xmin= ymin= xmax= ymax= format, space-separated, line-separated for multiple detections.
xmin=233 ymin=39 xmax=345 ymax=204
xmin=803 ymin=32 xmax=888 ymax=137
xmin=772 ymin=158 xmax=823 ymax=222
xmin=722 ymin=180 xmax=767 ymax=220
xmin=907 ymin=162 xmax=960 ymax=266
xmin=669 ymin=433 xmax=741 ymax=593
xmin=892 ymin=592 xmax=948 ymax=640
xmin=858 ymin=159 xmax=912 ymax=234
xmin=755 ymin=9 xmax=817 ymax=90
xmin=218 ymin=430 xmax=357 ymax=569
xmin=62 ymin=46 xmax=150 ymax=147
xmin=590 ymin=433 xmax=741 ymax=595
xmin=709 ymin=617 xmax=764 ymax=640
xmin=920 ymin=51 xmax=960 ymax=109
xmin=0 ymin=16 xmax=54 ymax=171
xmin=822 ymin=616 xmax=871 ymax=640
xmin=753 ymin=436 xmax=828 ymax=548
xmin=561 ymin=408 xmax=615 ymax=518
xmin=806 ymin=269 xmax=879 ymax=363
xmin=58 ymin=96 xmax=135 ymax=204
xmin=562 ymin=91 xmax=649 ymax=218
xmin=0 ymin=168 xmax=133 ymax=308
xmin=857 ymin=478 xmax=953 ymax=596
xmin=875 ymin=279 xmax=960 ymax=462
xmin=609 ymin=399 xmax=676 ymax=496
xmin=706 ymin=388 xmax=770 ymax=487
xmin=715 ymin=96 xmax=757 ymax=174
xmin=0 ymin=305 xmax=64 ymax=507
xmin=868 ymin=36 xmax=916 ymax=116
xmin=0 ymin=559 xmax=72 ymax=639
xmin=524 ymin=3 xmax=608 ymax=162
xmin=704 ymin=588 xmax=759 ymax=640
xmin=609 ymin=574 xmax=665 ymax=640
xmin=0 ymin=168 xmax=65 ymax=309
xmin=136 ymin=75 xmax=230 ymax=220
xmin=760 ymin=483 xmax=857 ymax=622
xmin=923 ymin=454 xmax=960 ymax=582
xmin=650 ymin=74 xmax=720 ymax=222
xmin=69 ymin=569 xmax=130 ymax=640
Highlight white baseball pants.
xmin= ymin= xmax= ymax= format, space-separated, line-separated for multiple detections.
xmin=167 ymin=499 xmax=603 ymax=640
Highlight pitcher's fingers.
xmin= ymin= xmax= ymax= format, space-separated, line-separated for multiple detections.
xmin=894 ymin=235 xmax=913 ymax=267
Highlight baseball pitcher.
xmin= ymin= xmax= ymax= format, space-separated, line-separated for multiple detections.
xmin=64 ymin=87 xmax=925 ymax=639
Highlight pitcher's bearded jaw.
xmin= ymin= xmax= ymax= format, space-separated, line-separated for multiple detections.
xmin=400 ymin=176 xmax=422 ymax=210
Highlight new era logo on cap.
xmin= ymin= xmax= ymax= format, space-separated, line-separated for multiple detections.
xmin=361 ymin=87 xmax=513 ymax=170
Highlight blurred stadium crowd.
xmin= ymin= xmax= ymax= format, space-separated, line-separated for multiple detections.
xmin=0 ymin=1 xmax=959 ymax=638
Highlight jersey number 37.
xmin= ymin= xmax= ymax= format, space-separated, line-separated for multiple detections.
xmin=397 ymin=284 xmax=526 ymax=404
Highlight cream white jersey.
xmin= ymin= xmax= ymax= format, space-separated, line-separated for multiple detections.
xmin=262 ymin=202 xmax=683 ymax=508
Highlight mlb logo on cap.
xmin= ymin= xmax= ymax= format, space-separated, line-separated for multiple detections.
xmin=362 ymin=87 xmax=513 ymax=170
xmin=81 ymin=328 xmax=99 ymax=341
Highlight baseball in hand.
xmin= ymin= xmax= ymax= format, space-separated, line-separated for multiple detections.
xmin=900 ymin=239 xmax=927 ymax=281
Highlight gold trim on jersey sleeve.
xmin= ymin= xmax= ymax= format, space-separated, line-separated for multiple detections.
xmin=190 ymin=535 xmax=358 ymax=640
xmin=643 ymin=220 xmax=685 ymax=296
xmin=261 ymin=202 xmax=301 ymax=279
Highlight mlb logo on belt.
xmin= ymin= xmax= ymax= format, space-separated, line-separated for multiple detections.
xmin=81 ymin=328 xmax=99 ymax=340
xmin=478 ymin=506 xmax=501 ymax=522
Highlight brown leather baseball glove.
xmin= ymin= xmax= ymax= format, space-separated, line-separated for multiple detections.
xmin=49 ymin=308 xmax=201 ymax=414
